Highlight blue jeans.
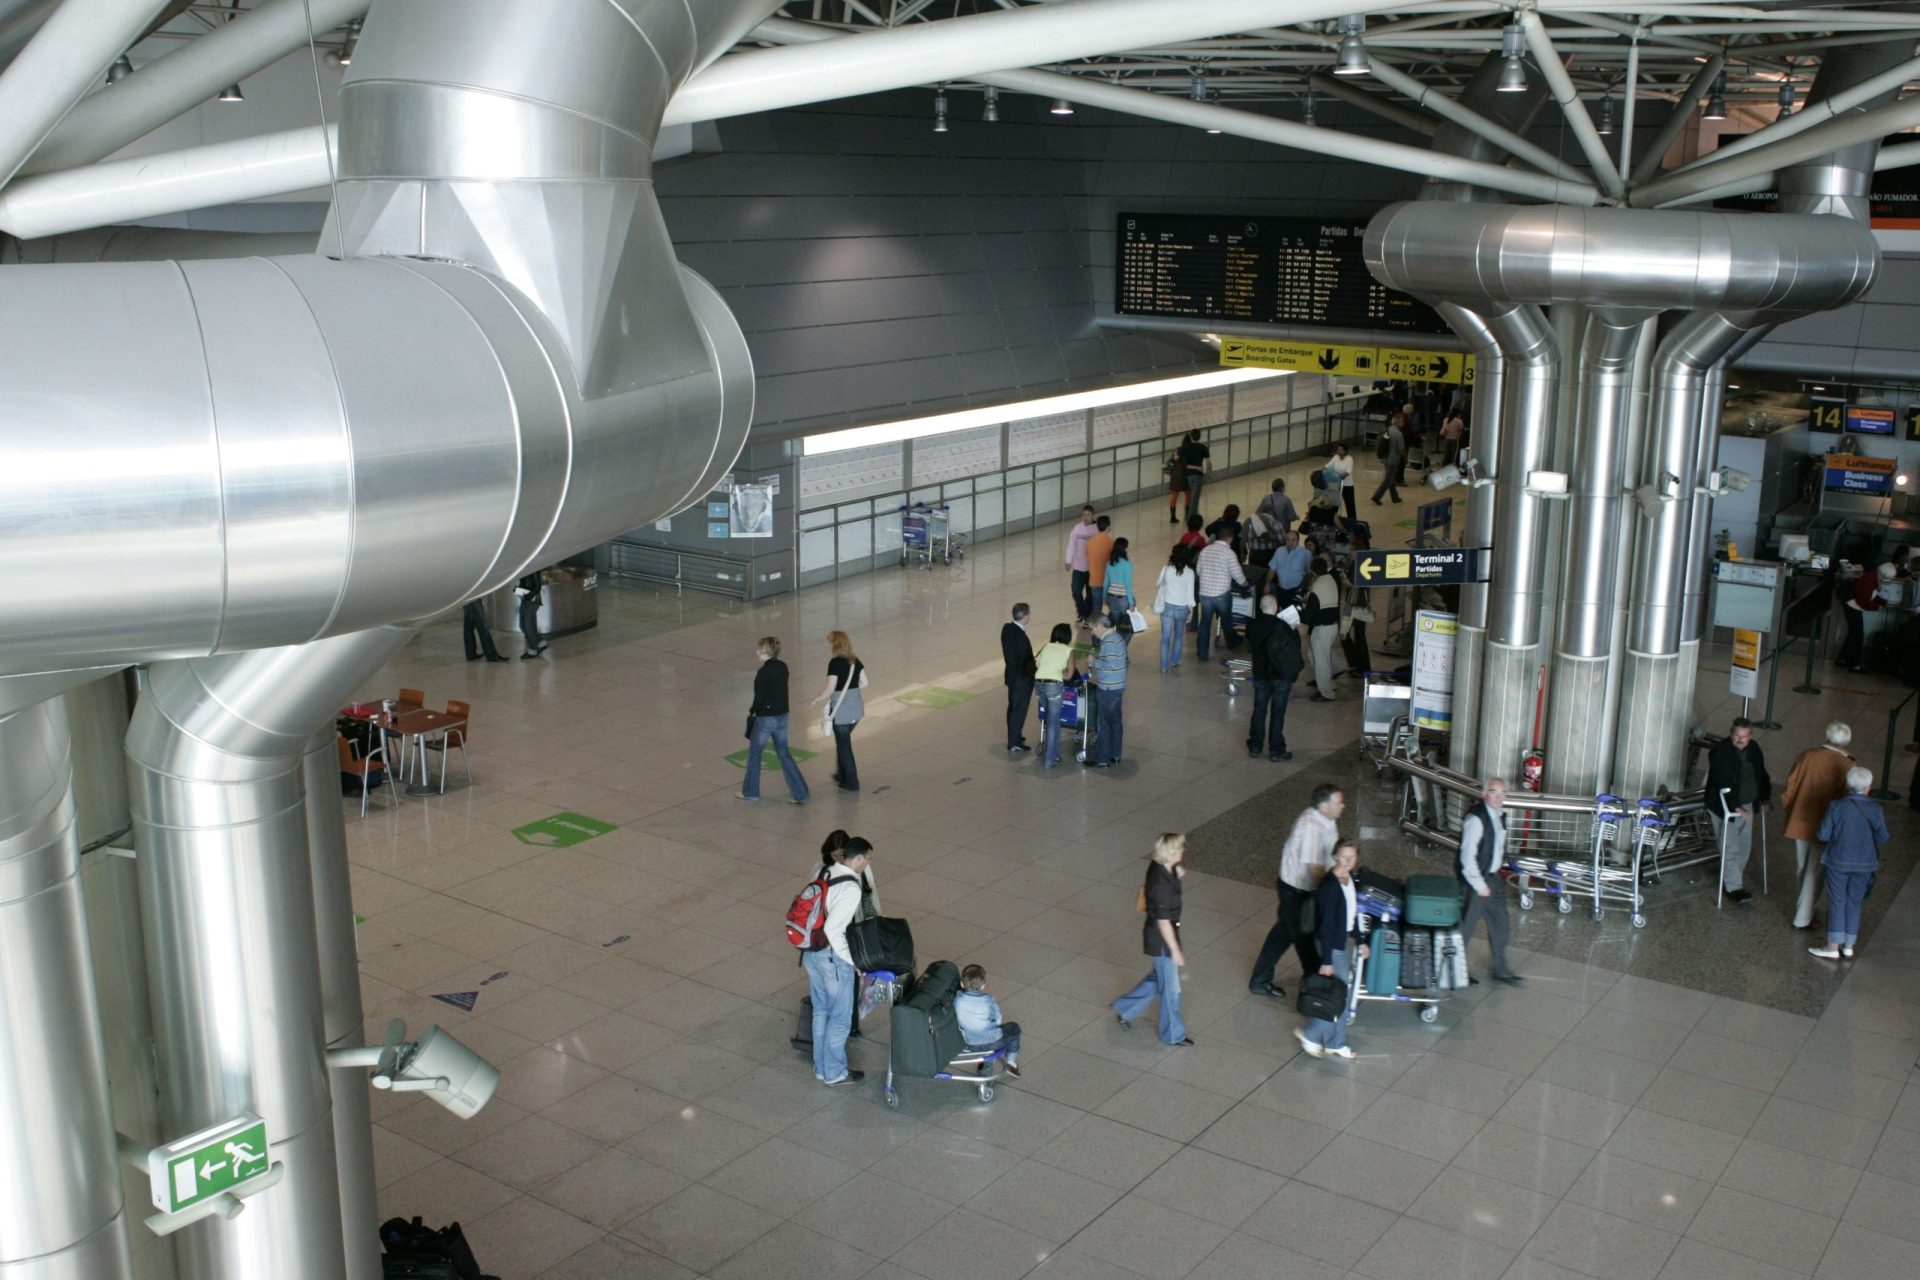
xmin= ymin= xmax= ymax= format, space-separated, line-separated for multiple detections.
xmin=803 ymin=948 xmax=855 ymax=1082
xmin=1037 ymin=681 xmax=1065 ymax=766
xmin=1159 ymin=604 xmax=1191 ymax=669
xmin=1198 ymin=593 xmax=1240 ymax=659
xmin=967 ymin=1021 xmax=1022 ymax=1064
xmin=1114 ymin=954 xmax=1185 ymax=1044
xmin=1302 ymin=948 xmax=1353 ymax=1051
xmin=1093 ymin=686 xmax=1124 ymax=765
xmin=1248 ymin=677 xmax=1294 ymax=756
xmin=743 ymin=714 xmax=809 ymax=801
xmin=1825 ymin=866 xmax=1875 ymax=946
xmin=1107 ymin=595 xmax=1131 ymax=628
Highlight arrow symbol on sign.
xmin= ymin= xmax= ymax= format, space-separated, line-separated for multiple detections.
xmin=1358 ymin=558 xmax=1378 ymax=581
xmin=1430 ymin=356 xmax=1450 ymax=379
xmin=1317 ymin=348 xmax=1340 ymax=370
xmin=200 ymin=1159 xmax=226 ymax=1180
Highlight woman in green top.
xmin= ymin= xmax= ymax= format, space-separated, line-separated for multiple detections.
xmin=1103 ymin=538 xmax=1136 ymax=627
xmin=1033 ymin=622 xmax=1078 ymax=768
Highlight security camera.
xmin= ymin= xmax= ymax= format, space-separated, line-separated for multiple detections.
xmin=331 ymin=1020 xmax=499 ymax=1119
xmin=1700 ymin=466 xmax=1751 ymax=496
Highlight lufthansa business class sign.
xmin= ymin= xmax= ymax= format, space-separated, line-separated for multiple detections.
xmin=1823 ymin=454 xmax=1895 ymax=495
xmin=1352 ymin=548 xmax=1487 ymax=587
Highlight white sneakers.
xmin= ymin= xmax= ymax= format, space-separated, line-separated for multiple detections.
xmin=1808 ymin=946 xmax=1842 ymax=960
xmin=1294 ymin=1029 xmax=1323 ymax=1058
xmin=1326 ymin=1046 xmax=1356 ymax=1060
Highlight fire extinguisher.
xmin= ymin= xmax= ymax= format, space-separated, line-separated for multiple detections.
xmin=1520 ymin=748 xmax=1546 ymax=794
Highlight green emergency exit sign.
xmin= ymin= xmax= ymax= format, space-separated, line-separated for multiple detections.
xmin=148 ymin=1116 xmax=271 ymax=1214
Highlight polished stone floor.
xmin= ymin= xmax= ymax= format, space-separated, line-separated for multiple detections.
xmin=343 ymin=452 xmax=1920 ymax=1280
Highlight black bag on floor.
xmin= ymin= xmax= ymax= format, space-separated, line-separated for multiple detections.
xmin=1296 ymin=972 xmax=1348 ymax=1021
xmin=889 ymin=960 xmax=966 ymax=1078
xmin=379 ymin=1218 xmax=492 ymax=1280
xmin=848 ymin=916 xmax=915 ymax=975
xmin=792 ymin=994 xmax=814 ymax=1052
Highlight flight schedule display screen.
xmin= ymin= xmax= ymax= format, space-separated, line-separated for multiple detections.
xmin=1116 ymin=213 xmax=1449 ymax=335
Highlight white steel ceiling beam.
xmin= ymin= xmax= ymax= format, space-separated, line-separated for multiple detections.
xmin=1662 ymin=53 xmax=1920 ymax=177
xmin=0 ymin=0 xmax=170 ymax=187
xmin=1632 ymin=89 xmax=1920 ymax=206
xmin=1519 ymin=10 xmax=1624 ymax=198
xmin=1628 ymin=54 xmax=1724 ymax=186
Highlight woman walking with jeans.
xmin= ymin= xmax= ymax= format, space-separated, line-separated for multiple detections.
xmin=1153 ymin=545 xmax=1197 ymax=672
xmin=1810 ymin=768 xmax=1890 ymax=960
xmin=1033 ymin=623 xmax=1077 ymax=768
xmin=739 ymin=637 xmax=808 ymax=804
xmin=810 ymin=630 xmax=868 ymax=792
xmin=1113 ymin=834 xmax=1195 ymax=1047
xmin=1103 ymin=538 xmax=1136 ymax=627
xmin=1296 ymin=841 xmax=1369 ymax=1060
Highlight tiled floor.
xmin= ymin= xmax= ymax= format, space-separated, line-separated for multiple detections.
xmin=345 ymin=454 xmax=1920 ymax=1279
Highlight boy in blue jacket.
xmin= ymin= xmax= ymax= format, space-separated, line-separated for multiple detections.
xmin=956 ymin=964 xmax=1022 ymax=1076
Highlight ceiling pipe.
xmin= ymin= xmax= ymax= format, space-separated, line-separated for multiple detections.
xmin=18 ymin=0 xmax=366 ymax=177
xmin=1303 ymin=71 xmax=1443 ymax=137
xmin=0 ymin=0 xmax=169 ymax=188
xmin=0 ymin=695 xmax=134 ymax=1280
xmin=0 ymin=0 xmax=769 ymax=677
xmin=1618 ymin=34 xmax=1641 ymax=179
xmin=1628 ymin=54 xmax=1724 ymax=187
xmin=1346 ymin=58 xmax=1589 ymax=181
xmin=0 ymin=0 xmax=58 ymax=69
xmin=1631 ymin=89 xmax=1920 ymax=206
xmin=1517 ymin=11 xmax=1626 ymax=197
xmin=1661 ymin=52 xmax=1920 ymax=178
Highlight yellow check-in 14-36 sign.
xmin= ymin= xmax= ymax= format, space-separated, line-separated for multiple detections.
xmin=1221 ymin=335 xmax=1474 ymax=385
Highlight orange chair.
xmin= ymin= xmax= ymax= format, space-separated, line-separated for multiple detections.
xmin=337 ymin=734 xmax=389 ymax=816
xmin=423 ymin=698 xmax=474 ymax=792
xmin=396 ymin=687 xmax=426 ymax=711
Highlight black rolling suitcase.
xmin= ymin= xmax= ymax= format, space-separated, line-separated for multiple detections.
xmin=1402 ymin=927 xmax=1433 ymax=990
xmin=791 ymin=995 xmax=814 ymax=1052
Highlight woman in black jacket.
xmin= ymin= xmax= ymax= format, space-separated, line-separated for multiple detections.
xmin=739 ymin=637 xmax=810 ymax=804
xmin=1297 ymin=841 xmax=1368 ymax=1060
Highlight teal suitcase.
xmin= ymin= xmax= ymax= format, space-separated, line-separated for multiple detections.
xmin=1365 ymin=925 xmax=1402 ymax=992
xmin=1404 ymin=874 xmax=1463 ymax=928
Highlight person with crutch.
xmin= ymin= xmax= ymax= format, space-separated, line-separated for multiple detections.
xmin=1705 ymin=717 xmax=1772 ymax=905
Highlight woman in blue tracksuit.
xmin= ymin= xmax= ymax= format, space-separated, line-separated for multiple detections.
xmin=1297 ymin=841 xmax=1368 ymax=1060
xmin=1810 ymin=766 xmax=1890 ymax=960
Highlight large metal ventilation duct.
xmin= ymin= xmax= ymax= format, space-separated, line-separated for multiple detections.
xmin=0 ymin=0 xmax=770 ymax=679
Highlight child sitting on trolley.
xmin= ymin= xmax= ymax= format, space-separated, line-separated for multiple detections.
xmin=955 ymin=964 xmax=1022 ymax=1077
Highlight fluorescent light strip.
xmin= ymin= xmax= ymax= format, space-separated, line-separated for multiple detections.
xmin=801 ymin=367 xmax=1289 ymax=456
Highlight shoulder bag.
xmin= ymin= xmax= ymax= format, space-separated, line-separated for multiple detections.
xmin=820 ymin=676 xmax=846 ymax=737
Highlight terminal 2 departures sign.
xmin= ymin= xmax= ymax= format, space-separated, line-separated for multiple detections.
xmin=1220 ymin=335 xmax=1475 ymax=385
xmin=1351 ymin=547 xmax=1488 ymax=587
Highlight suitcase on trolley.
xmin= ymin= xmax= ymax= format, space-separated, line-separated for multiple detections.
xmin=1365 ymin=925 xmax=1402 ymax=993
xmin=1434 ymin=929 xmax=1469 ymax=990
xmin=889 ymin=961 xmax=967 ymax=1078
xmin=1401 ymin=927 xmax=1433 ymax=990
xmin=1404 ymin=874 xmax=1463 ymax=927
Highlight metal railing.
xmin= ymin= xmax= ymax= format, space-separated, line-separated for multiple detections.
xmin=1872 ymin=688 xmax=1916 ymax=802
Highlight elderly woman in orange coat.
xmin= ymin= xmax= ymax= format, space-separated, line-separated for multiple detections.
xmin=1780 ymin=722 xmax=1854 ymax=930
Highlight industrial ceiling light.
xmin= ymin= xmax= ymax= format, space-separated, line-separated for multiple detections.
xmin=1497 ymin=24 xmax=1528 ymax=93
xmin=933 ymin=88 xmax=948 ymax=133
xmin=335 ymin=17 xmax=362 ymax=66
xmin=217 ymin=82 xmax=244 ymax=102
xmin=1597 ymin=93 xmax=1614 ymax=135
xmin=1302 ymin=88 xmax=1318 ymax=127
xmin=1190 ymin=68 xmax=1207 ymax=102
xmin=1704 ymin=70 xmax=1727 ymax=120
xmin=1205 ymin=88 xmax=1222 ymax=133
xmin=1050 ymin=97 xmax=1074 ymax=115
xmin=983 ymin=85 xmax=999 ymax=123
xmin=1777 ymin=80 xmax=1794 ymax=118
xmin=1332 ymin=15 xmax=1370 ymax=77
xmin=105 ymin=54 xmax=132 ymax=84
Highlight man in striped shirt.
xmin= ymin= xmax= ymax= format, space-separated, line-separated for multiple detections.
xmin=1195 ymin=533 xmax=1248 ymax=661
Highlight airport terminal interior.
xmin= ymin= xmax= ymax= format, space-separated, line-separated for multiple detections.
xmin=4 ymin=3 xmax=1920 ymax=1280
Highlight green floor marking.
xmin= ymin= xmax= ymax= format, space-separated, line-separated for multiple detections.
xmin=896 ymin=686 xmax=975 ymax=710
xmin=512 ymin=811 xmax=618 ymax=847
xmin=725 ymin=744 xmax=819 ymax=769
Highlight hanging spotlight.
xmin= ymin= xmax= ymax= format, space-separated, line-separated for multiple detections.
xmin=1597 ymin=93 xmax=1615 ymax=136
xmin=105 ymin=54 xmax=132 ymax=84
xmin=1777 ymin=80 xmax=1794 ymax=118
xmin=1050 ymin=97 xmax=1074 ymax=115
xmin=1704 ymin=70 xmax=1727 ymax=120
xmin=335 ymin=17 xmax=362 ymax=66
xmin=1332 ymin=15 xmax=1370 ymax=77
xmin=217 ymin=83 xmax=244 ymax=102
xmin=1302 ymin=88 xmax=1318 ymax=127
xmin=933 ymin=88 xmax=949 ymax=133
xmin=983 ymin=85 xmax=999 ymax=123
xmin=1497 ymin=24 xmax=1528 ymax=93
xmin=1190 ymin=68 xmax=1208 ymax=102
xmin=1205 ymin=87 xmax=1222 ymax=133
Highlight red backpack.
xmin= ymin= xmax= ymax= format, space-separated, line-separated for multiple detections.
xmin=785 ymin=872 xmax=852 ymax=950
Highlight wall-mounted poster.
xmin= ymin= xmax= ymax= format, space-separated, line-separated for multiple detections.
xmin=729 ymin=484 xmax=775 ymax=538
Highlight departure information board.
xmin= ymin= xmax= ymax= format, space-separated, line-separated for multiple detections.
xmin=1116 ymin=213 xmax=1448 ymax=335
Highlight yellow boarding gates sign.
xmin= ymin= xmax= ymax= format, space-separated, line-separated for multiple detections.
xmin=1222 ymin=336 xmax=1473 ymax=384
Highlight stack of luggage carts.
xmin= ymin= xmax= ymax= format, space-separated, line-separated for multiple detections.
xmin=1353 ymin=869 xmax=1468 ymax=1024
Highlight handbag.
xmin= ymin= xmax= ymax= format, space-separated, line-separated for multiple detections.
xmin=820 ymin=682 xmax=845 ymax=737
xmin=1350 ymin=604 xmax=1375 ymax=623
xmin=1296 ymin=972 xmax=1348 ymax=1021
xmin=1127 ymin=607 xmax=1150 ymax=633
xmin=846 ymin=915 xmax=915 ymax=975
xmin=743 ymin=713 xmax=755 ymax=740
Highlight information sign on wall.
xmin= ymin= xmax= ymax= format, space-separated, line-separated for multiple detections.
xmin=1219 ymin=337 xmax=1377 ymax=377
xmin=1824 ymin=454 xmax=1896 ymax=495
xmin=1411 ymin=610 xmax=1457 ymax=731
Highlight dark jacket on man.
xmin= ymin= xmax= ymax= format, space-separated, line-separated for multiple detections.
xmin=1705 ymin=736 xmax=1772 ymax=817
xmin=1001 ymin=621 xmax=1035 ymax=685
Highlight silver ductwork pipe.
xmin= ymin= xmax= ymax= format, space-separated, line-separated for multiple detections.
xmin=0 ymin=695 xmax=133 ymax=1280
xmin=0 ymin=0 xmax=769 ymax=679
xmin=302 ymin=735 xmax=378 ymax=1280
xmin=127 ymin=626 xmax=413 ymax=1280
xmin=1436 ymin=303 xmax=1504 ymax=781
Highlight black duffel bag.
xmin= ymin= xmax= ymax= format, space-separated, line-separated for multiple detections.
xmin=847 ymin=915 xmax=915 ymax=975
xmin=1296 ymin=972 xmax=1349 ymax=1021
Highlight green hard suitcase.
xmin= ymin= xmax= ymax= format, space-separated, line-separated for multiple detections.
xmin=1403 ymin=873 xmax=1463 ymax=927
xmin=889 ymin=960 xmax=967 ymax=1078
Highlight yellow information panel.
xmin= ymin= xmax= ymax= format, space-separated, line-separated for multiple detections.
xmin=1730 ymin=628 xmax=1762 ymax=699
xmin=1221 ymin=336 xmax=1471 ymax=384
xmin=1377 ymin=347 xmax=1476 ymax=386
xmin=1219 ymin=337 xmax=1379 ymax=377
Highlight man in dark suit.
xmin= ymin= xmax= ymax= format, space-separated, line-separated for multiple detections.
xmin=1002 ymin=603 xmax=1036 ymax=754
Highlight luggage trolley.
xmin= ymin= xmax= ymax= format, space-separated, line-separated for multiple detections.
xmin=899 ymin=503 xmax=965 ymax=569
xmin=877 ymin=965 xmax=1012 ymax=1109
xmin=1361 ymin=676 xmax=1414 ymax=774
xmin=1515 ymin=794 xmax=1646 ymax=927
xmin=1349 ymin=882 xmax=1448 ymax=1025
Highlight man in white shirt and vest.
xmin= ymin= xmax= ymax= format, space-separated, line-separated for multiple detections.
xmin=1247 ymin=784 xmax=1343 ymax=997
xmin=1459 ymin=778 xmax=1523 ymax=985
